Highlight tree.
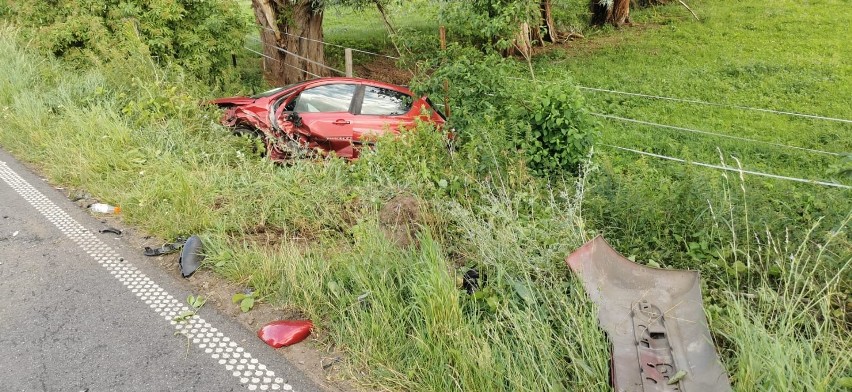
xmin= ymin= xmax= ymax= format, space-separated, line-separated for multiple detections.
xmin=590 ymin=0 xmax=631 ymax=26
xmin=252 ymin=0 xmax=328 ymax=85
xmin=6 ymin=0 xmax=245 ymax=81
xmin=439 ymin=0 xmax=560 ymax=54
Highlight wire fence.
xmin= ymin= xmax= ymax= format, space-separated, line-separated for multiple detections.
xmin=602 ymin=144 xmax=851 ymax=190
xmin=504 ymin=76 xmax=852 ymax=124
xmin=256 ymin=24 xmax=400 ymax=60
xmin=591 ymin=112 xmax=843 ymax=157
xmin=243 ymin=46 xmax=321 ymax=78
xmin=579 ymin=86 xmax=852 ymax=124
xmin=247 ymin=36 xmax=346 ymax=76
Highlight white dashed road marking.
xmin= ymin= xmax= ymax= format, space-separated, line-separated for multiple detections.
xmin=0 ymin=161 xmax=293 ymax=392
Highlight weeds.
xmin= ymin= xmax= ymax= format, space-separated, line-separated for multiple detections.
xmin=232 ymin=291 xmax=259 ymax=313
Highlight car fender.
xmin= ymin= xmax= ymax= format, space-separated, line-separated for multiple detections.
xmin=232 ymin=108 xmax=271 ymax=133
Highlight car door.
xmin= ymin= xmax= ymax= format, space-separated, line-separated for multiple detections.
xmin=351 ymin=85 xmax=416 ymax=154
xmin=287 ymin=83 xmax=358 ymax=157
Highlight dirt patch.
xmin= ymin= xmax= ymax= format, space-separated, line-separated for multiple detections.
xmin=212 ymin=195 xmax=228 ymax=210
xmin=378 ymin=194 xmax=421 ymax=247
xmin=540 ymin=22 xmax=664 ymax=57
xmin=243 ymin=224 xmax=288 ymax=248
xmin=354 ymin=56 xmax=412 ymax=86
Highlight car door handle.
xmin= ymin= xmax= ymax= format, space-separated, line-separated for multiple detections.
xmin=333 ymin=119 xmax=351 ymax=125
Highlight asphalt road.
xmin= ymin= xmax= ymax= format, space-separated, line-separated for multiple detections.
xmin=0 ymin=148 xmax=322 ymax=392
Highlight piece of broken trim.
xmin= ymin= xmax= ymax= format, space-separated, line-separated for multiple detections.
xmin=144 ymin=239 xmax=185 ymax=257
xmin=566 ymin=236 xmax=731 ymax=392
xmin=99 ymin=227 xmax=122 ymax=235
xmin=179 ymin=235 xmax=204 ymax=278
xmin=257 ymin=320 xmax=313 ymax=348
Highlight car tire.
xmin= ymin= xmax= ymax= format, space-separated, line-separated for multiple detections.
xmin=233 ymin=126 xmax=267 ymax=157
xmin=282 ymin=138 xmax=313 ymax=160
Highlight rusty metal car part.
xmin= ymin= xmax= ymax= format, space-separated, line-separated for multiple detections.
xmin=566 ymin=236 xmax=731 ymax=392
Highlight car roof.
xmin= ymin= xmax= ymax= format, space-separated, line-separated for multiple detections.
xmin=291 ymin=77 xmax=413 ymax=95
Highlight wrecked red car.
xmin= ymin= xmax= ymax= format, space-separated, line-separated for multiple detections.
xmin=211 ymin=77 xmax=446 ymax=160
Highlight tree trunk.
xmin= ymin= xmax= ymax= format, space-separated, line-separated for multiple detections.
xmin=511 ymin=0 xmax=556 ymax=57
xmin=252 ymin=0 xmax=326 ymax=86
xmin=373 ymin=0 xmax=402 ymax=56
xmin=590 ymin=0 xmax=631 ymax=26
xmin=539 ymin=0 xmax=557 ymax=42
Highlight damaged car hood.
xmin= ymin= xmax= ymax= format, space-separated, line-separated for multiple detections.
xmin=566 ymin=236 xmax=731 ymax=392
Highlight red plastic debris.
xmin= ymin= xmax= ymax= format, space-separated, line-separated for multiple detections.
xmin=257 ymin=320 xmax=313 ymax=348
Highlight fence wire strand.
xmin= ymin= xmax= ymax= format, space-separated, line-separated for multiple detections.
xmin=504 ymin=77 xmax=852 ymax=124
xmin=592 ymin=112 xmax=843 ymax=157
xmin=248 ymin=36 xmax=345 ymax=75
xmin=256 ymin=25 xmax=400 ymax=60
xmin=579 ymin=86 xmax=852 ymax=124
xmin=603 ymin=144 xmax=851 ymax=190
xmin=243 ymin=46 xmax=321 ymax=78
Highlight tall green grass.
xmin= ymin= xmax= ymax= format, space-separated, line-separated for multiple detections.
xmin=710 ymin=216 xmax=851 ymax=391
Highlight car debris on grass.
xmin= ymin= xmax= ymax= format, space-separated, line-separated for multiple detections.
xmin=179 ymin=235 xmax=204 ymax=278
xmin=258 ymin=320 xmax=313 ymax=348
xmin=566 ymin=236 xmax=732 ymax=392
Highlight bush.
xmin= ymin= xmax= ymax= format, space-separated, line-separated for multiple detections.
xmin=410 ymin=45 xmax=598 ymax=179
xmin=438 ymin=0 xmax=540 ymax=50
xmin=518 ymin=82 xmax=598 ymax=177
xmin=7 ymin=0 xmax=246 ymax=82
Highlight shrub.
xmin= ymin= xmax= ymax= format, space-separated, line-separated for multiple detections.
xmin=7 ymin=0 xmax=246 ymax=82
xmin=518 ymin=83 xmax=598 ymax=177
xmin=438 ymin=0 xmax=540 ymax=50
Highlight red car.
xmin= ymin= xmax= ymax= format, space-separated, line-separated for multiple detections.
xmin=210 ymin=77 xmax=446 ymax=160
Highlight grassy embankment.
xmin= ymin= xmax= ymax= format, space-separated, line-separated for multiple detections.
xmin=0 ymin=25 xmax=611 ymax=391
xmin=1 ymin=0 xmax=850 ymax=389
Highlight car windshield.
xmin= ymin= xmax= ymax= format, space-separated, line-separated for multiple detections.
xmin=249 ymin=82 xmax=301 ymax=99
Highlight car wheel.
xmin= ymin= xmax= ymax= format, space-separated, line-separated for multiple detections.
xmin=233 ymin=126 xmax=267 ymax=157
xmin=282 ymin=138 xmax=314 ymax=160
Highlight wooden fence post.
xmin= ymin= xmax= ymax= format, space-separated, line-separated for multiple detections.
xmin=344 ymin=48 xmax=353 ymax=77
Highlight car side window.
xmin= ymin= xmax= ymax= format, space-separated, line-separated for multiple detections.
xmin=360 ymin=86 xmax=413 ymax=116
xmin=289 ymin=84 xmax=357 ymax=113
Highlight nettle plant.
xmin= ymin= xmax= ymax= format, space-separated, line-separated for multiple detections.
xmin=518 ymin=83 xmax=598 ymax=177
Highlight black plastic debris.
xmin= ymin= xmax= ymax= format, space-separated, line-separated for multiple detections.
xmin=99 ymin=227 xmax=122 ymax=235
xmin=144 ymin=238 xmax=185 ymax=257
xmin=462 ymin=268 xmax=483 ymax=294
xmin=179 ymin=235 xmax=204 ymax=278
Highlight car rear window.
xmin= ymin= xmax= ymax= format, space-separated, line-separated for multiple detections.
xmin=360 ymin=86 xmax=413 ymax=116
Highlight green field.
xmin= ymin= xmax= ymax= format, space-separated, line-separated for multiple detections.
xmin=1 ymin=0 xmax=850 ymax=390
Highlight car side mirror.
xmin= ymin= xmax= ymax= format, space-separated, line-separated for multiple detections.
xmin=286 ymin=112 xmax=303 ymax=128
